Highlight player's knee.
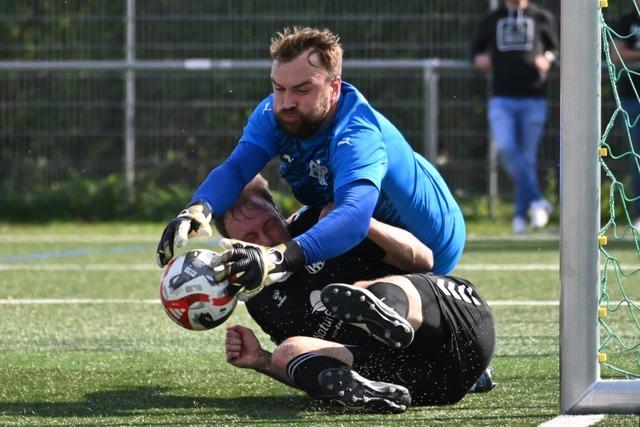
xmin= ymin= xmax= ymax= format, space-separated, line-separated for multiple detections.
xmin=271 ymin=336 xmax=310 ymax=371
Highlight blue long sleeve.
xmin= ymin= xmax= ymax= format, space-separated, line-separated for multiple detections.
xmin=191 ymin=142 xmax=271 ymax=215
xmin=294 ymin=180 xmax=379 ymax=264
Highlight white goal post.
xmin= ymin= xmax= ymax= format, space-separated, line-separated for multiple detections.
xmin=560 ymin=0 xmax=640 ymax=413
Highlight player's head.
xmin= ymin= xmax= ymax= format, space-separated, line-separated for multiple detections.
xmin=214 ymin=174 xmax=291 ymax=247
xmin=269 ymin=27 xmax=343 ymax=139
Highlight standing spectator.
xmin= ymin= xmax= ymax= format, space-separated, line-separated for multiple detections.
xmin=612 ymin=10 xmax=640 ymax=227
xmin=472 ymin=0 xmax=559 ymax=233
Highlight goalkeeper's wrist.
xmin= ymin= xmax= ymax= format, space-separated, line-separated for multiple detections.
xmin=187 ymin=200 xmax=213 ymax=216
xmin=281 ymin=240 xmax=305 ymax=272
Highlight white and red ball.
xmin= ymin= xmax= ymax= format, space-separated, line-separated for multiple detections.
xmin=160 ymin=249 xmax=238 ymax=331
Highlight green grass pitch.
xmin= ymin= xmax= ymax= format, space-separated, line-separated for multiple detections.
xmin=0 ymin=223 xmax=638 ymax=426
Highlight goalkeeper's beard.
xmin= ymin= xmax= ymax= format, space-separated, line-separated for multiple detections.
xmin=275 ymin=94 xmax=332 ymax=139
xmin=276 ymin=110 xmax=323 ymax=139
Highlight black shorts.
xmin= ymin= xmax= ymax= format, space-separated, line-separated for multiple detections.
xmin=348 ymin=273 xmax=495 ymax=405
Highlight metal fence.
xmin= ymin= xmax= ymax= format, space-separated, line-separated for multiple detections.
xmin=0 ymin=0 xmax=579 ymax=217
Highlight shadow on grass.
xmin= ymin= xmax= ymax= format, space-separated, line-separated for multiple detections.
xmin=0 ymin=386 xmax=313 ymax=419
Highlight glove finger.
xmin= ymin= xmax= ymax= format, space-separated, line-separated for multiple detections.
xmin=175 ymin=219 xmax=191 ymax=248
xmin=156 ymin=223 xmax=177 ymax=267
xmin=213 ymin=263 xmax=233 ymax=282
xmin=219 ymin=247 xmax=251 ymax=263
xmin=197 ymin=222 xmax=213 ymax=238
xmin=219 ymin=238 xmax=235 ymax=250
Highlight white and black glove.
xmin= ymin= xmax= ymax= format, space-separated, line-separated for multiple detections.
xmin=156 ymin=201 xmax=213 ymax=267
xmin=214 ymin=238 xmax=305 ymax=300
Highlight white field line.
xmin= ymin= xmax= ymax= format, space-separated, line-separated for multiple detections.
xmin=0 ymin=235 xmax=162 ymax=243
xmin=1 ymin=234 xmax=560 ymax=243
xmin=0 ymin=298 xmax=558 ymax=305
xmin=2 ymin=263 xmax=640 ymax=272
xmin=539 ymin=414 xmax=606 ymax=427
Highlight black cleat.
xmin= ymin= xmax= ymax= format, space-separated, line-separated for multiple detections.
xmin=321 ymin=283 xmax=414 ymax=349
xmin=318 ymin=367 xmax=411 ymax=414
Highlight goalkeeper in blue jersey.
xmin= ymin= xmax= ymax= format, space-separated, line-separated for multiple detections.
xmin=156 ymin=26 xmax=466 ymax=295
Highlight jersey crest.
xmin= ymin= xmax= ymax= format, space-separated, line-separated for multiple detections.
xmin=309 ymin=159 xmax=329 ymax=186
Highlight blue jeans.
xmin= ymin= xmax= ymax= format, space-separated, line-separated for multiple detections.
xmin=620 ymin=98 xmax=640 ymax=218
xmin=488 ymin=97 xmax=548 ymax=218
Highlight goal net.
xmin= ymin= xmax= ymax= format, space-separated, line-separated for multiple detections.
xmin=560 ymin=0 xmax=640 ymax=414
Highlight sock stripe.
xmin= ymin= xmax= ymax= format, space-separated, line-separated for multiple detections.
xmin=287 ymin=352 xmax=324 ymax=379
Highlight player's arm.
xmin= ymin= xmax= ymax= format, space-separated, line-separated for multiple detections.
xmin=214 ymin=181 xmax=377 ymax=296
xmin=156 ymin=142 xmax=270 ymax=267
xmin=294 ymin=179 xmax=377 ymax=264
xmin=368 ymin=218 xmax=433 ymax=272
xmin=319 ymin=202 xmax=433 ymax=272
xmin=225 ymin=325 xmax=296 ymax=387
xmin=471 ymin=13 xmax=492 ymax=72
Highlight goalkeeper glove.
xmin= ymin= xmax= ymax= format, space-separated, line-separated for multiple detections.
xmin=156 ymin=201 xmax=213 ymax=267
xmin=214 ymin=238 xmax=305 ymax=299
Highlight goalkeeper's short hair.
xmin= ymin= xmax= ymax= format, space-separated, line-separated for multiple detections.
xmin=214 ymin=174 xmax=278 ymax=238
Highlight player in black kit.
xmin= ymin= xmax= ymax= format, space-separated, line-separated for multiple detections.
xmin=218 ymin=175 xmax=495 ymax=413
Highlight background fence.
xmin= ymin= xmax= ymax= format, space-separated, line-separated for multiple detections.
xmin=0 ymin=0 xmax=622 ymax=221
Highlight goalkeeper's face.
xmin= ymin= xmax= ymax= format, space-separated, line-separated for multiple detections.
xmin=223 ymin=194 xmax=290 ymax=247
xmin=271 ymin=49 xmax=341 ymax=139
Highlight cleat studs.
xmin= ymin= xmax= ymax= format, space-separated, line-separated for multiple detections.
xmin=323 ymin=297 xmax=329 ymax=303
xmin=357 ymin=315 xmax=362 ymax=321
xmin=331 ymin=306 xmax=338 ymax=312
xmin=327 ymin=384 xmax=334 ymax=390
xmin=384 ymin=330 xmax=391 ymax=338
xmin=338 ymin=391 xmax=345 ymax=397
xmin=393 ymin=320 xmax=400 ymax=326
xmin=351 ymin=396 xmax=357 ymax=402
xmin=389 ymin=387 xmax=396 ymax=393
xmin=369 ymin=303 xmax=375 ymax=309
xmin=332 ymin=288 xmax=339 ymax=294
xmin=395 ymin=342 xmax=402 ymax=348
xmin=359 ymin=295 xmax=366 ymax=302
xmin=345 ymin=290 xmax=351 ymax=297
xmin=338 ymin=370 xmax=344 ymax=376
xmin=345 ymin=313 xmax=351 ymax=319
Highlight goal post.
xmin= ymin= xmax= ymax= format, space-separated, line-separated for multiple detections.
xmin=560 ymin=0 xmax=640 ymax=414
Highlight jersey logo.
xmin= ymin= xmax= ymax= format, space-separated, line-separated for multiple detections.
xmin=435 ymin=278 xmax=482 ymax=306
xmin=272 ymin=289 xmax=288 ymax=308
xmin=309 ymin=290 xmax=327 ymax=313
xmin=337 ymin=137 xmax=352 ymax=147
xmin=305 ymin=261 xmax=325 ymax=274
xmin=309 ymin=160 xmax=328 ymax=186
xmin=496 ymin=16 xmax=534 ymax=52
xmin=262 ymin=102 xmax=272 ymax=114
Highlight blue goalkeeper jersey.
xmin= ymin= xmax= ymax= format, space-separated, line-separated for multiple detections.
xmin=238 ymin=81 xmax=465 ymax=274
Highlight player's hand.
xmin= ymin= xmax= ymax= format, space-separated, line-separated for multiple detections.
xmin=214 ymin=238 xmax=304 ymax=299
xmin=156 ymin=201 xmax=212 ymax=267
xmin=225 ymin=325 xmax=269 ymax=369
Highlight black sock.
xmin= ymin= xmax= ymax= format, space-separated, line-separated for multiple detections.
xmin=367 ymin=281 xmax=410 ymax=318
xmin=286 ymin=352 xmax=350 ymax=398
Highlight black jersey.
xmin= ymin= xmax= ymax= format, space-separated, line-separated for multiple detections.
xmin=471 ymin=3 xmax=559 ymax=97
xmin=245 ymin=207 xmax=402 ymax=345
xmin=613 ymin=11 xmax=640 ymax=99
xmin=348 ymin=273 xmax=495 ymax=405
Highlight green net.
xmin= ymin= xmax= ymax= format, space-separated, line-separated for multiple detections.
xmin=599 ymin=7 xmax=640 ymax=379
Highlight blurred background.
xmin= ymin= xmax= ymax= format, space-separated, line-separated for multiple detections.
xmin=0 ymin=1 xmax=624 ymax=223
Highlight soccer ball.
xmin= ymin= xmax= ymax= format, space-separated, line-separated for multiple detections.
xmin=160 ymin=249 xmax=239 ymax=331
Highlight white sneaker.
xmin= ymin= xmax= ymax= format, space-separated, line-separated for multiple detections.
xmin=528 ymin=199 xmax=553 ymax=229
xmin=512 ymin=216 xmax=527 ymax=234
